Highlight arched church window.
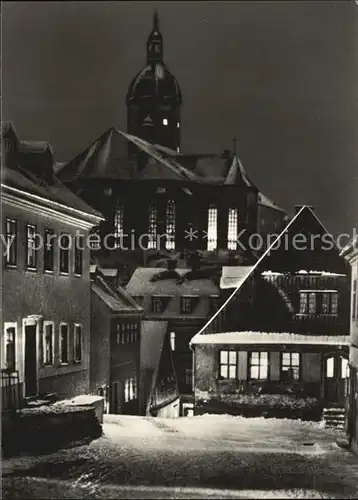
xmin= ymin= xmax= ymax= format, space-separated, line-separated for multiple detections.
xmin=148 ymin=203 xmax=157 ymax=249
xmin=227 ymin=208 xmax=238 ymax=250
xmin=114 ymin=203 xmax=124 ymax=249
xmin=207 ymin=205 xmax=218 ymax=251
xmin=165 ymin=200 xmax=176 ymax=250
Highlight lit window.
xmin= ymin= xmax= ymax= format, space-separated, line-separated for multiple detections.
xmin=326 ymin=357 xmax=334 ymax=378
xmin=219 ymin=350 xmax=237 ymax=379
xmin=163 ymin=118 xmax=168 ymax=126
xmin=207 ymin=205 xmax=218 ymax=251
xmin=74 ymin=325 xmax=82 ymax=362
xmin=249 ymin=352 xmax=268 ymax=380
xmin=170 ymin=331 xmax=175 ymax=351
xmin=5 ymin=325 xmax=16 ymax=372
xmin=177 ymin=122 xmax=180 ymax=129
xmin=124 ymin=379 xmax=130 ymax=402
xmin=5 ymin=219 xmax=17 ymax=266
xmin=60 ymin=324 xmax=69 ymax=364
xmin=43 ymin=322 xmax=54 ymax=366
xmin=308 ymin=293 xmax=316 ymax=314
xmin=299 ymin=291 xmax=338 ymax=316
xmin=114 ymin=203 xmax=124 ymax=249
xmin=165 ymin=200 xmax=176 ymax=250
xmin=147 ymin=204 xmax=157 ymax=249
xmin=59 ymin=234 xmax=70 ymax=274
xmin=281 ymin=352 xmax=300 ymax=381
xmin=26 ymin=224 xmax=37 ymax=269
xmin=44 ymin=229 xmax=55 ymax=272
xmin=227 ymin=208 xmax=238 ymax=250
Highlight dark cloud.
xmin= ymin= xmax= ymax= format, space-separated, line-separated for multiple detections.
xmin=3 ymin=1 xmax=357 ymax=236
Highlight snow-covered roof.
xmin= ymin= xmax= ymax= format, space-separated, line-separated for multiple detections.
xmin=258 ymin=192 xmax=286 ymax=213
xmin=220 ymin=266 xmax=254 ymax=289
xmin=191 ymin=331 xmax=350 ymax=346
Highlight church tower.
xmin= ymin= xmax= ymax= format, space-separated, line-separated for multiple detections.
xmin=126 ymin=10 xmax=182 ymax=155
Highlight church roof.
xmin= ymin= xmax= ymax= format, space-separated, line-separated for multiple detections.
xmin=126 ymin=64 xmax=182 ymax=105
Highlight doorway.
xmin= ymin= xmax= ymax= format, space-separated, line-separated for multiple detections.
xmin=324 ymin=354 xmax=349 ymax=406
xmin=24 ymin=324 xmax=38 ymax=397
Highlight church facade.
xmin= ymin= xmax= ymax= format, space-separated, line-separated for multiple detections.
xmin=57 ymin=12 xmax=287 ymax=272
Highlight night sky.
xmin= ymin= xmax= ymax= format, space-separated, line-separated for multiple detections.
xmin=3 ymin=1 xmax=358 ymax=237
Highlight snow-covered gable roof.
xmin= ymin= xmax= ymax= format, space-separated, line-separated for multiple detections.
xmin=190 ymin=205 xmax=347 ymax=345
xmin=191 ymin=331 xmax=350 ymax=346
xmin=91 ymin=275 xmax=143 ymax=313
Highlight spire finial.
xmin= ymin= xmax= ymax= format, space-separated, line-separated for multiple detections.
xmin=232 ymin=136 xmax=237 ymax=156
xmin=153 ymin=9 xmax=159 ymax=31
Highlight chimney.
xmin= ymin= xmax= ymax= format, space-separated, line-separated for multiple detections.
xmin=295 ymin=205 xmax=315 ymax=214
xmin=167 ymin=259 xmax=177 ymax=270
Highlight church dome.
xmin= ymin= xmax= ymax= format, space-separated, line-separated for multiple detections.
xmin=126 ymin=63 xmax=182 ymax=104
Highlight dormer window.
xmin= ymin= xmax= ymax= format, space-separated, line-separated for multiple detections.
xmin=163 ymin=118 xmax=168 ymax=126
xmin=151 ymin=295 xmax=171 ymax=314
xmin=180 ymin=295 xmax=199 ymax=314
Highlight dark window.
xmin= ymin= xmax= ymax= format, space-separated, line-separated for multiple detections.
xmin=60 ymin=324 xmax=69 ymax=363
xmin=5 ymin=326 xmax=16 ymax=371
xmin=43 ymin=323 xmax=54 ymax=365
xmin=44 ymin=229 xmax=55 ymax=272
xmin=281 ymin=352 xmax=300 ymax=381
xmin=26 ymin=224 xmax=37 ymax=269
xmin=219 ymin=350 xmax=237 ymax=379
xmin=74 ymin=235 xmax=83 ymax=275
xmin=180 ymin=296 xmax=198 ymax=314
xmin=59 ymin=234 xmax=70 ymax=274
xmin=249 ymin=352 xmax=268 ymax=380
xmin=151 ymin=296 xmax=169 ymax=314
xmin=353 ymin=279 xmax=357 ymax=320
xmin=74 ymin=325 xmax=82 ymax=362
xmin=5 ymin=219 xmax=17 ymax=266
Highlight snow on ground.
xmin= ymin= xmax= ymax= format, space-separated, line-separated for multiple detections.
xmin=3 ymin=415 xmax=358 ymax=499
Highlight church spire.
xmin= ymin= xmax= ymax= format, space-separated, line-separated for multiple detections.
xmin=147 ymin=9 xmax=163 ymax=65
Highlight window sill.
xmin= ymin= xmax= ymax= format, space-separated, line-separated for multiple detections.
xmin=42 ymin=363 xmax=54 ymax=367
xmin=59 ymin=272 xmax=69 ymax=276
xmin=44 ymin=269 xmax=54 ymax=275
xmin=73 ymin=360 xmax=82 ymax=364
xmin=25 ymin=267 xmax=37 ymax=273
xmin=73 ymin=273 xmax=83 ymax=278
xmin=5 ymin=264 xmax=17 ymax=269
xmin=59 ymin=362 xmax=69 ymax=366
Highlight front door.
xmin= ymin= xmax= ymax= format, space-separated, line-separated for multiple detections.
xmin=324 ymin=354 xmax=349 ymax=406
xmin=24 ymin=324 xmax=37 ymax=397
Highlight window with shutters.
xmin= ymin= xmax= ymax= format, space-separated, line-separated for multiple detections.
xmin=219 ymin=350 xmax=237 ymax=379
xmin=249 ymin=352 xmax=268 ymax=380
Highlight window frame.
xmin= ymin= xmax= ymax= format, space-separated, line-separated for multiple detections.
xmin=74 ymin=234 xmax=84 ymax=276
xmin=25 ymin=223 xmax=37 ymax=270
xmin=227 ymin=207 xmax=238 ymax=250
xmin=280 ymin=351 xmax=301 ymax=381
xmin=59 ymin=322 xmax=69 ymax=364
xmin=352 ymin=278 xmax=357 ymax=321
xmin=207 ymin=205 xmax=218 ymax=251
xmin=4 ymin=322 xmax=17 ymax=372
xmin=165 ymin=199 xmax=176 ymax=250
xmin=298 ymin=290 xmax=339 ymax=316
xmin=42 ymin=320 xmax=55 ymax=366
xmin=44 ymin=228 xmax=55 ymax=273
xmin=180 ymin=295 xmax=198 ymax=314
xmin=59 ymin=233 xmax=71 ymax=275
xmin=73 ymin=323 xmax=83 ymax=363
xmin=151 ymin=295 xmax=171 ymax=314
xmin=5 ymin=218 xmax=17 ymax=267
xmin=248 ymin=351 xmax=269 ymax=381
xmin=219 ymin=350 xmax=237 ymax=380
